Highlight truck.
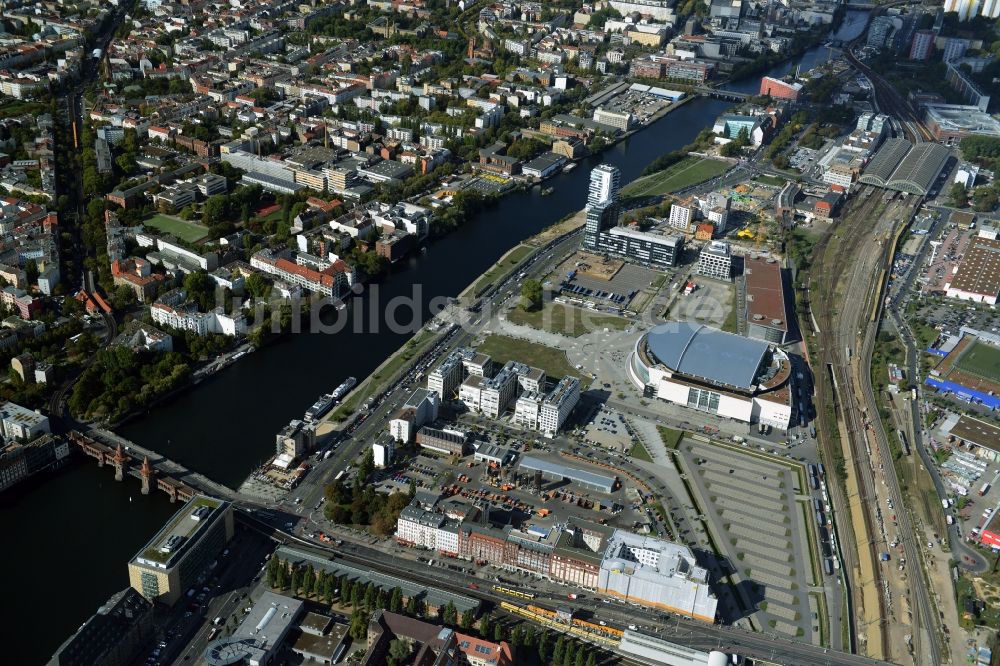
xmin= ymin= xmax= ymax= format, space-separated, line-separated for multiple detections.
xmin=942 ymin=499 xmax=950 ymax=509
xmin=980 ymin=482 xmax=991 ymax=496
xmin=947 ymin=515 xmax=955 ymax=525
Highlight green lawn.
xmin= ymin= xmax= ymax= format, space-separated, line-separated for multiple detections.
xmin=956 ymin=340 xmax=1000 ymax=384
xmin=623 ymin=157 xmax=730 ymax=197
xmin=754 ymin=174 xmax=785 ymax=187
xmin=658 ymin=426 xmax=683 ymax=450
xmin=477 ymin=334 xmax=578 ymax=379
xmin=145 ymin=214 xmax=209 ymax=243
xmin=629 ymin=441 xmax=654 ymax=462
xmin=471 ymin=245 xmax=534 ymax=296
xmin=507 ymin=303 xmax=631 ymax=337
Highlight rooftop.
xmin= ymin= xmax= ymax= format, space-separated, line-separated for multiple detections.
xmin=743 ymin=256 xmax=788 ymax=332
xmin=132 ymin=495 xmax=227 ymax=570
xmin=643 ymin=322 xmax=769 ymax=391
xmin=948 ymin=236 xmax=1000 ymax=298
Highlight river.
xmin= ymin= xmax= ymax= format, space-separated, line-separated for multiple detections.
xmin=6 ymin=13 xmax=870 ymax=662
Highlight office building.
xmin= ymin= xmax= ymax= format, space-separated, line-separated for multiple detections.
xmin=388 ymin=388 xmax=439 ymax=443
xmin=627 ymin=321 xmax=793 ymax=429
xmin=583 ymin=164 xmax=622 ymax=250
xmin=593 ymin=107 xmax=633 ymax=131
xmin=47 ymin=589 xmax=154 ymax=666
xmin=128 ymin=495 xmax=235 ymax=606
xmin=598 ymin=530 xmax=718 ymax=621
xmin=696 ymin=241 xmax=732 ymax=281
xmin=540 ymin=376 xmax=581 ymax=436
xmin=275 ymin=419 xmax=317 ymax=462
xmin=589 ymin=225 xmax=684 ymax=269
xmin=427 ymin=351 xmax=465 ymax=399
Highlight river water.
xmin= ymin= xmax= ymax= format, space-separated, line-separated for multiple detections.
xmin=6 ymin=12 xmax=869 ymax=662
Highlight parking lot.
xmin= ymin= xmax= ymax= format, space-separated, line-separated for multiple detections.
xmin=676 ymin=437 xmax=823 ymax=641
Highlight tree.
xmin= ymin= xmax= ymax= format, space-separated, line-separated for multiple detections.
xmin=390 ymin=587 xmax=403 ymax=613
xmin=290 ymin=567 xmax=302 ymax=595
xmin=537 ymin=632 xmax=550 ymax=663
xmin=387 ymin=638 xmax=411 ymax=666
xmin=302 ymin=564 xmax=315 ymax=597
xmin=973 ymin=186 xmax=999 ymax=212
xmin=585 ymin=651 xmax=598 ymax=666
xmin=406 ymin=595 xmax=418 ymax=615
xmin=492 ymin=622 xmax=504 ymax=643
xmin=949 ymin=182 xmax=969 ymax=208
xmin=443 ymin=601 xmax=458 ymax=626
xmin=552 ymin=636 xmax=566 ymax=666
xmin=460 ymin=608 xmax=475 ymax=630
xmin=349 ymin=609 xmax=368 ymax=640
xmin=520 ymin=279 xmax=543 ymax=311
xmin=575 ymin=647 xmax=587 ymax=666
xmin=479 ymin=612 xmax=491 ymax=637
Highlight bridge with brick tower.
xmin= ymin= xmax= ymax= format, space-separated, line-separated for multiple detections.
xmin=68 ymin=429 xmax=237 ymax=502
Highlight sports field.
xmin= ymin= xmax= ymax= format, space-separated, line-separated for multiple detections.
xmin=622 ymin=157 xmax=730 ymax=197
xmin=955 ymin=340 xmax=1000 ymax=384
xmin=145 ymin=214 xmax=209 ymax=243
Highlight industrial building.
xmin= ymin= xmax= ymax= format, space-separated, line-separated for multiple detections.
xmin=628 ymin=321 xmax=792 ymax=429
xmin=127 ymin=495 xmax=235 ymax=606
xmin=859 ymin=138 xmax=951 ymax=195
xmin=598 ymin=530 xmax=718 ymax=622
xmin=204 ymin=591 xmax=303 ymax=666
xmin=518 ymin=456 xmax=618 ymax=493
xmin=743 ymin=256 xmax=790 ymax=343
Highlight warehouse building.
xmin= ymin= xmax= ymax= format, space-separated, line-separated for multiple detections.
xmin=945 ymin=232 xmax=1000 ymax=305
xmin=859 ymin=139 xmax=951 ymax=195
xmin=743 ymin=256 xmax=790 ymax=343
xmin=598 ymin=530 xmax=718 ymax=622
xmin=518 ymin=456 xmax=618 ymax=493
xmin=628 ymin=321 xmax=792 ymax=429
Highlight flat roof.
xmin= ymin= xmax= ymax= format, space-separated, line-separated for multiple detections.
xmin=132 ymin=495 xmax=227 ymax=570
xmin=644 ymin=321 xmax=768 ymax=391
xmin=743 ymin=256 xmax=787 ymax=332
xmin=949 ymin=236 xmax=1000 ymax=298
xmin=925 ymin=104 xmax=1000 ymax=137
xmin=519 ymin=455 xmax=617 ymax=493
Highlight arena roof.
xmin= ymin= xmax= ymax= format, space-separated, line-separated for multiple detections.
xmin=860 ymin=139 xmax=950 ymax=195
xmin=644 ymin=322 xmax=769 ymax=391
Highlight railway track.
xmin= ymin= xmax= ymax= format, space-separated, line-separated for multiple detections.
xmin=808 ymin=187 xmax=891 ymax=659
xmin=809 ymin=188 xmax=939 ymax=664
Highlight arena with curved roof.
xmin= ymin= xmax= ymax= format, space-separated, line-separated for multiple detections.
xmin=859 ymin=139 xmax=950 ymax=195
xmin=628 ymin=322 xmax=793 ymax=428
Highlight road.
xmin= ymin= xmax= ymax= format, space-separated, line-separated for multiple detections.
xmin=884 ymin=216 xmax=989 ymax=575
